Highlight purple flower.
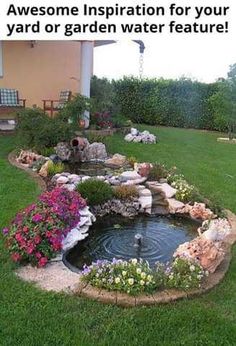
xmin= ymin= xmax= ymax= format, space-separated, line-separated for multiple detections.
xmin=2 ymin=227 xmax=9 ymax=235
xmin=32 ymin=213 xmax=43 ymax=223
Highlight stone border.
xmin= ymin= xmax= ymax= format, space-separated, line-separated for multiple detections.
xmin=8 ymin=150 xmax=236 ymax=307
xmin=8 ymin=150 xmax=46 ymax=192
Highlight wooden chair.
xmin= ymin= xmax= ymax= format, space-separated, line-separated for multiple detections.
xmin=42 ymin=90 xmax=72 ymax=117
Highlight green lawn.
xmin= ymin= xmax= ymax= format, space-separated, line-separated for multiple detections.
xmin=1 ymin=128 xmax=236 ymax=346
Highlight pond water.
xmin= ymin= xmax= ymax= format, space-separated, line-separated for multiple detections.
xmin=64 ymin=215 xmax=198 ymax=271
xmin=64 ymin=161 xmax=119 ymax=176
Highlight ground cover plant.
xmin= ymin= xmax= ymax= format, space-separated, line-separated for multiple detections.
xmin=1 ymin=130 xmax=236 ymax=345
xmin=76 ymin=179 xmax=114 ymax=206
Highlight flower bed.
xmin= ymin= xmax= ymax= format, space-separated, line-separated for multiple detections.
xmin=3 ymin=187 xmax=86 ymax=267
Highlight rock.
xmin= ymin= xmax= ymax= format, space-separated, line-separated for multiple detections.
xmin=83 ymin=142 xmax=107 ymax=161
xmin=133 ymin=136 xmax=142 ymax=143
xmin=174 ymin=237 xmax=225 ymax=273
xmin=105 ymin=154 xmax=127 ymax=167
xmin=70 ymin=137 xmax=89 ymax=150
xmin=49 ymin=154 xmax=61 ymax=163
xmin=122 ymin=177 xmax=147 ymax=185
xmin=183 ymin=203 xmax=216 ymax=221
xmin=109 ymin=178 xmax=121 ymax=186
xmin=55 ymin=142 xmax=71 ymax=161
xmin=17 ymin=150 xmax=43 ymax=166
xmin=81 ymin=176 xmax=91 ymax=182
xmin=56 ymin=176 xmax=69 ymax=185
xmin=147 ymin=182 xmax=176 ymax=199
xmin=199 ymin=218 xmax=231 ymax=242
xmin=138 ymin=188 xmax=152 ymax=214
xmin=62 ymin=229 xmax=88 ymax=251
xmin=38 ymin=160 xmax=52 ymax=177
xmin=168 ymin=198 xmax=185 ymax=214
xmin=96 ymin=176 xmax=106 ymax=182
xmin=131 ymin=128 xmax=139 ymax=136
xmin=134 ymin=163 xmax=152 ymax=177
xmin=64 ymin=183 xmax=76 ymax=191
xmin=124 ymin=134 xmax=134 ymax=142
xmin=68 ymin=174 xmax=80 ymax=184
xmin=151 ymin=205 xmax=169 ymax=215
xmin=120 ymin=171 xmax=142 ymax=181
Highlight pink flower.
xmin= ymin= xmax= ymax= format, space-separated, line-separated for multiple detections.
xmin=38 ymin=257 xmax=48 ymax=267
xmin=34 ymin=235 xmax=41 ymax=245
xmin=15 ymin=233 xmax=23 ymax=243
xmin=2 ymin=227 xmax=9 ymax=235
xmin=32 ymin=213 xmax=43 ymax=223
xmin=35 ymin=252 xmax=42 ymax=259
xmin=11 ymin=252 xmax=21 ymax=262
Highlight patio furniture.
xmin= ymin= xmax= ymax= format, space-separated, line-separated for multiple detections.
xmin=42 ymin=90 xmax=72 ymax=117
xmin=0 ymin=88 xmax=26 ymax=130
xmin=0 ymin=88 xmax=26 ymax=114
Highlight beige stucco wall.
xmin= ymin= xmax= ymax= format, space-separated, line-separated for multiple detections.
xmin=0 ymin=41 xmax=82 ymax=108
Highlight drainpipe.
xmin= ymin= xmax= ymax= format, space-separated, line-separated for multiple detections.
xmin=132 ymin=40 xmax=145 ymax=54
xmin=80 ymin=41 xmax=93 ymax=128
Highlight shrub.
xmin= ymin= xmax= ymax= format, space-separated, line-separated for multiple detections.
xmin=59 ymin=93 xmax=90 ymax=124
xmin=47 ymin=161 xmax=65 ymax=176
xmin=92 ymin=111 xmax=113 ymax=129
xmin=81 ymin=258 xmax=158 ymax=296
xmin=148 ymin=163 xmax=169 ymax=181
xmin=113 ymin=185 xmax=138 ymax=200
xmin=76 ymin=179 xmax=113 ymax=206
xmin=171 ymin=178 xmax=196 ymax=203
xmin=2 ymin=188 xmax=86 ymax=266
xmin=164 ymin=257 xmax=206 ymax=290
xmin=16 ymin=108 xmax=74 ymax=151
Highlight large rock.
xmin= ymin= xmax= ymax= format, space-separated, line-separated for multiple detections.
xmin=168 ymin=198 xmax=185 ymax=214
xmin=138 ymin=188 xmax=152 ymax=214
xmin=38 ymin=160 xmax=51 ymax=177
xmin=146 ymin=182 xmax=176 ymax=199
xmin=83 ymin=142 xmax=107 ymax=161
xmin=174 ymin=237 xmax=225 ymax=273
xmin=182 ymin=203 xmax=216 ymax=221
xmin=199 ymin=218 xmax=231 ymax=242
xmin=17 ymin=150 xmax=43 ymax=166
xmin=120 ymin=171 xmax=142 ymax=181
xmin=105 ymin=153 xmax=127 ymax=167
xmin=134 ymin=162 xmax=152 ymax=177
xmin=62 ymin=228 xmax=88 ymax=251
xmin=55 ymin=142 xmax=71 ymax=161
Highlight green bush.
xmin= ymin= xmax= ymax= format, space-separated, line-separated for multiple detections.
xmin=113 ymin=185 xmax=138 ymax=200
xmin=148 ymin=163 xmax=169 ymax=181
xmin=47 ymin=161 xmax=65 ymax=176
xmin=16 ymin=108 xmax=74 ymax=151
xmin=76 ymin=179 xmax=113 ymax=206
xmin=58 ymin=93 xmax=90 ymax=124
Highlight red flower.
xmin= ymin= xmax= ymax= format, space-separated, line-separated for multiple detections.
xmin=35 ymin=252 xmax=42 ymax=259
xmin=11 ymin=252 xmax=21 ymax=262
xmin=23 ymin=226 xmax=29 ymax=233
xmin=34 ymin=235 xmax=41 ymax=245
xmin=15 ymin=233 xmax=23 ymax=243
xmin=38 ymin=257 xmax=48 ymax=267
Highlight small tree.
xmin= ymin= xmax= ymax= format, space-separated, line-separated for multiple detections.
xmin=209 ymin=67 xmax=236 ymax=138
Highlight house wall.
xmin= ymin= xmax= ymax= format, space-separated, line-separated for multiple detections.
xmin=0 ymin=41 xmax=82 ymax=108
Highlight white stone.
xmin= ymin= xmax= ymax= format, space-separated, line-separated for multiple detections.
xmin=157 ymin=183 xmax=177 ymax=198
xmin=96 ymin=176 xmax=106 ymax=181
xmin=68 ymin=174 xmax=80 ymax=183
xmin=57 ymin=176 xmax=69 ymax=185
xmin=168 ymin=198 xmax=185 ymax=214
xmin=133 ymin=136 xmax=142 ymax=143
xmin=131 ymin=128 xmax=139 ymax=136
xmin=138 ymin=188 xmax=152 ymax=214
xmin=122 ymin=177 xmax=147 ymax=186
xmin=62 ymin=229 xmax=88 ymax=251
xmin=120 ymin=171 xmax=141 ymax=181
xmin=63 ymin=184 xmax=76 ymax=192
xmin=124 ymin=134 xmax=134 ymax=142
xmin=81 ymin=176 xmax=91 ymax=182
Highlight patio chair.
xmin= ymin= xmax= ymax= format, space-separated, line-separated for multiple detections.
xmin=42 ymin=90 xmax=72 ymax=117
xmin=0 ymin=88 xmax=26 ymax=113
xmin=0 ymin=88 xmax=26 ymax=130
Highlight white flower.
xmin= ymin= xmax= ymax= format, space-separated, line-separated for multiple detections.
xmin=131 ymin=258 xmax=138 ymax=265
xmin=141 ymin=272 xmax=146 ymax=279
xmin=147 ymin=275 xmax=153 ymax=282
xmin=136 ymin=268 xmax=142 ymax=274
xmin=128 ymin=278 xmax=134 ymax=285
xmin=190 ymin=265 xmax=195 ymax=272
xmin=115 ymin=277 xmax=120 ymax=284
xmin=205 ymin=270 xmax=209 ymax=277
xmin=140 ymin=280 xmax=145 ymax=286
xmin=122 ymin=271 xmax=127 ymax=277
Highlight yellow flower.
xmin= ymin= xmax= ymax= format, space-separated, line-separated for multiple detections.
xmin=136 ymin=268 xmax=142 ymax=274
xmin=115 ymin=277 xmax=120 ymax=284
xmin=147 ymin=275 xmax=153 ymax=281
xmin=140 ymin=280 xmax=145 ymax=286
xmin=122 ymin=271 xmax=127 ymax=277
xmin=128 ymin=278 xmax=134 ymax=285
xmin=131 ymin=258 xmax=138 ymax=265
xmin=141 ymin=272 xmax=146 ymax=279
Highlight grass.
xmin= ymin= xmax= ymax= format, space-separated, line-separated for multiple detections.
xmin=1 ymin=129 xmax=236 ymax=346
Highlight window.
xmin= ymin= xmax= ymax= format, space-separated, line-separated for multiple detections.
xmin=0 ymin=41 xmax=3 ymax=77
